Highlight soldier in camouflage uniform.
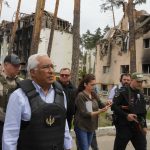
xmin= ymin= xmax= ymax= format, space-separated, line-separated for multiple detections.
xmin=0 ymin=54 xmax=22 ymax=150
xmin=111 ymin=72 xmax=147 ymax=150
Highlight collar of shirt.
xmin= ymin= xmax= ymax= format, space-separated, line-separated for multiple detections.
xmin=119 ymin=83 xmax=123 ymax=89
xmin=32 ymin=81 xmax=54 ymax=102
xmin=32 ymin=81 xmax=67 ymax=108
xmin=32 ymin=80 xmax=53 ymax=92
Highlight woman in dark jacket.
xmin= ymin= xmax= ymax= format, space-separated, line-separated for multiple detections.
xmin=74 ymin=74 xmax=109 ymax=150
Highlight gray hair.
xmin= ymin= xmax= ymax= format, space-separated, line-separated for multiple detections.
xmin=60 ymin=68 xmax=71 ymax=73
xmin=27 ymin=53 xmax=48 ymax=73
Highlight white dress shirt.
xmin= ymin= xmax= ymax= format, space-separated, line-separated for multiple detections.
xmin=108 ymin=84 xmax=123 ymax=101
xmin=2 ymin=81 xmax=72 ymax=150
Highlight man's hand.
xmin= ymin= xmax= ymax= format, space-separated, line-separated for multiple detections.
xmin=127 ymin=114 xmax=138 ymax=122
xmin=142 ymin=127 xmax=147 ymax=135
xmin=106 ymin=100 xmax=113 ymax=107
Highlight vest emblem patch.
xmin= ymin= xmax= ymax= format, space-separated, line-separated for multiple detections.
xmin=46 ymin=115 xmax=55 ymax=126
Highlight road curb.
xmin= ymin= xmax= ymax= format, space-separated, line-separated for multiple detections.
xmin=71 ymin=122 xmax=150 ymax=137
xmin=96 ymin=122 xmax=150 ymax=136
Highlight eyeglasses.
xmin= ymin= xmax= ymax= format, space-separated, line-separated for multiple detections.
xmin=60 ymin=74 xmax=70 ymax=77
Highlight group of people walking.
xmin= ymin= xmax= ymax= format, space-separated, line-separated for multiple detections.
xmin=0 ymin=53 xmax=148 ymax=150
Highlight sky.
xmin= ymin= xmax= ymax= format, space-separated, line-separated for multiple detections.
xmin=0 ymin=0 xmax=150 ymax=34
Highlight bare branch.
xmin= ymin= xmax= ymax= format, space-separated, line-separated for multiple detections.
xmin=4 ymin=1 xmax=10 ymax=8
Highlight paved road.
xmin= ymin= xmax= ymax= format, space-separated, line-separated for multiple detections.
xmin=72 ymin=130 xmax=150 ymax=150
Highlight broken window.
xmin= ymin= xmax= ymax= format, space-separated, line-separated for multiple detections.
xmin=120 ymin=65 xmax=129 ymax=73
xmin=103 ymin=66 xmax=109 ymax=73
xmin=143 ymin=88 xmax=150 ymax=96
xmin=143 ymin=38 xmax=150 ymax=49
xmin=142 ymin=64 xmax=150 ymax=74
xmin=101 ymin=84 xmax=108 ymax=91
xmin=121 ymin=36 xmax=128 ymax=52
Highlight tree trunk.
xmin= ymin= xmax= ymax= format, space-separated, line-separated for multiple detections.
xmin=8 ymin=0 xmax=22 ymax=54
xmin=71 ymin=0 xmax=80 ymax=87
xmin=30 ymin=0 xmax=45 ymax=55
xmin=111 ymin=0 xmax=116 ymax=27
xmin=0 ymin=0 xmax=3 ymax=17
xmin=128 ymin=0 xmax=136 ymax=73
xmin=47 ymin=0 xmax=59 ymax=56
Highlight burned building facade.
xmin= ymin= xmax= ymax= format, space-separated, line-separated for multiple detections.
xmin=0 ymin=11 xmax=72 ymax=73
xmin=95 ymin=10 xmax=150 ymax=97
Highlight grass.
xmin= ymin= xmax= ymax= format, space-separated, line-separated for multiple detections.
xmin=99 ymin=109 xmax=150 ymax=127
xmin=147 ymin=110 xmax=150 ymax=120
xmin=99 ymin=112 xmax=112 ymax=127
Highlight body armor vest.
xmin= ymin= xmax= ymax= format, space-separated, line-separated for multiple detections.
xmin=17 ymin=79 xmax=66 ymax=150
xmin=128 ymin=88 xmax=146 ymax=115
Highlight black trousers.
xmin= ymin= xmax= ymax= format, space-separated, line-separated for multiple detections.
xmin=0 ymin=122 xmax=4 ymax=150
xmin=114 ymin=124 xmax=147 ymax=150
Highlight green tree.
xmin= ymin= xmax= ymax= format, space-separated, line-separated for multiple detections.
xmin=81 ymin=27 xmax=103 ymax=50
xmin=103 ymin=25 xmax=110 ymax=36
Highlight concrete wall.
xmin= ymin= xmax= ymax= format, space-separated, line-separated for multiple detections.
xmin=0 ymin=33 xmax=9 ymax=63
xmin=136 ymin=31 xmax=150 ymax=88
xmin=0 ymin=28 xmax=73 ymax=73
xmin=86 ymin=49 xmax=96 ymax=74
xmin=38 ymin=28 xmax=73 ymax=73
xmin=95 ymin=31 xmax=150 ymax=91
xmin=95 ymin=43 xmax=130 ymax=86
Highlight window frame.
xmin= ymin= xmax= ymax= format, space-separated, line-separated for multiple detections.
xmin=143 ymin=38 xmax=150 ymax=49
xmin=120 ymin=65 xmax=129 ymax=74
xmin=142 ymin=64 xmax=150 ymax=74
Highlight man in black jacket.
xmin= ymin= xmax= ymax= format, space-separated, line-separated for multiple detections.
xmin=111 ymin=72 xmax=147 ymax=150
xmin=58 ymin=68 xmax=76 ymax=130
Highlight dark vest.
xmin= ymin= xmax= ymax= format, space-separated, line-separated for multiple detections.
xmin=128 ymin=88 xmax=146 ymax=115
xmin=17 ymin=79 xmax=66 ymax=150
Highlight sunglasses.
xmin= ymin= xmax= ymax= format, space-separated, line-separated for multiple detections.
xmin=60 ymin=74 xmax=70 ymax=77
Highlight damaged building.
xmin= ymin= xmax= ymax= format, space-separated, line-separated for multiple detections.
xmin=95 ymin=9 xmax=150 ymax=97
xmin=0 ymin=11 xmax=72 ymax=73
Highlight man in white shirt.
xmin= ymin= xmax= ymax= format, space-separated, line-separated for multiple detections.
xmin=2 ymin=54 xmax=72 ymax=150
xmin=108 ymin=73 xmax=131 ymax=101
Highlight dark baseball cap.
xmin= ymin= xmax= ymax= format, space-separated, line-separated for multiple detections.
xmin=4 ymin=54 xmax=21 ymax=65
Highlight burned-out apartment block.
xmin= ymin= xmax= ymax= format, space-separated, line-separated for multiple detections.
xmin=95 ymin=9 xmax=150 ymax=97
xmin=0 ymin=11 xmax=73 ymax=73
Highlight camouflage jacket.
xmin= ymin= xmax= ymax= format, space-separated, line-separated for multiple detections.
xmin=0 ymin=72 xmax=22 ymax=121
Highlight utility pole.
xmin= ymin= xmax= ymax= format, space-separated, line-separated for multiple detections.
xmin=8 ymin=0 xmax=22 ymax=54
xmin=30 ymin=0 xmax=45 ymax=55
xmin=47 ymin=0 xmax=59 ymax=56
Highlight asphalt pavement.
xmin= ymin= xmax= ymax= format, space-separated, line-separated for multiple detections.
xmin=72 ymin=129 xmax=150 ymax=150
